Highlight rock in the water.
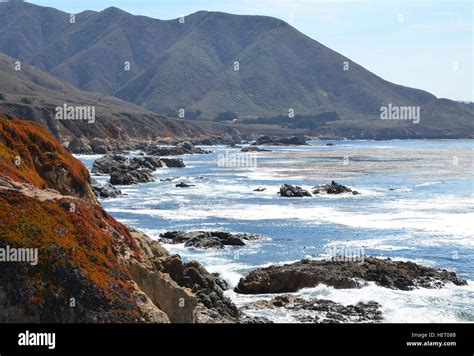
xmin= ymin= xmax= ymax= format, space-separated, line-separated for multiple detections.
xmin=91 ymin=154 xmax=127 ymax=174
xmin=313 ymin=180 xmax=359 ymax=195
xmin=235 ymin=257 xmax=467 ymax=294
xmin=160 ymin=231 xmax=260 ymax=249
xmin=92 ymin=154 xmax=163 ymax=175
xmin=279 ymin=184 xmax=312 ymax=197
xmin=92 ymin=154 xmax=175 ymax=185
xmin=175 ymin=182 xmax=195 ymax=188
xmin=110 ymin=166 xmax=155 ymax=185
xmin=241 ymin=295 xmax=383 ymax=323
xmin=161 ymin=158 xmax=185 ymax=168
xmin=253 ymin=136 xmax=307 ymax=146
xmin=91 ymin=179 xmax=122 ymax=198
xmin=253 ymin=187 xmax=266 ymax=192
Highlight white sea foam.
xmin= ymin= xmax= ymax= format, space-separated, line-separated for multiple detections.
xmin=107 ymin=196 xmax=473 ymax=244
xmin=230 ymin=282 xmax=474 ymax=323
xmin=415 ymin=181 xmax=443 ymax=187
xmin=294 ymin=282 xmax=474 ymax=323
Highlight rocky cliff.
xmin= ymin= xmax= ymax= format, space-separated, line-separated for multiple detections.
xmin=0 ymin=112 xmax=238 ymax=323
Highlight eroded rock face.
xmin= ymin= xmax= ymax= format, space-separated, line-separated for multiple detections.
xmin=241 ymin=295 xmax=383 ymax=323
xmin=279 ymin=184 xmax=312 ymax=197
xmin=68 ymin=137 xmax=92 ymax=154
xmin=0 ymin=183 xmax=168 ymax=323
xmin=131 ymin=230 xmax=239 ymax=322
xmin=0 ymin=115 xmax=96 ymax=202
xmin=91 ymin=179 xmax=122 ymax=198
xmin=0 ymin=114 xmax=240 ymax=323
xmin=159 ymin=231 xmax=260 ymax=249
xmin=235 ymin=257 xmax=467 ymax=294
xmin=313 ymin=181 xmax=359 ymax=195
xmin=90 ymin=138 xmax=110 ymax=154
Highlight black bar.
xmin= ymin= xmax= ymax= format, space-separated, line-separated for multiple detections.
xmin=0 ymin=323 xmax=472 ymax=355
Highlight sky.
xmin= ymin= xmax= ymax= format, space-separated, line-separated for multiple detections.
xmin=24 ymin=0 xmax=473 ymax=102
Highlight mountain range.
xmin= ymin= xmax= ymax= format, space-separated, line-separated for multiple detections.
xmin=0 ymin=1 xmax=472 ymax=140
xmin=0 ymin=51 xmax=241 ymax=152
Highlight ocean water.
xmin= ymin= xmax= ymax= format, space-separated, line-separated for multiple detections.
xmin=78 ymin=139 xmax=474 ymax=323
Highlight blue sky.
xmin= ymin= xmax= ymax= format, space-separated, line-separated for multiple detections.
xmin=26 ymin=0 xmax=472 ymax=101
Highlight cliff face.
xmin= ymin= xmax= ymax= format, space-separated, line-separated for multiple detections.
xmin=0 ymin=113 xmax=237 ymax=323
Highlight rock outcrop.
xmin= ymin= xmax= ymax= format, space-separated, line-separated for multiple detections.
xmin=235 ymin=257 xmax=467 ymax=294
xmin=313 ymin=181 xmax=360 ymax=195
xmin=160 ymin=158 xmax=185 ymax=168
xmin=110 ymin=167 xmax=155 ymax=185
xmin=160 ymin=231 xmax=261 ymax=249
xmin=91 ymin=154 xmax=185 ymax=185
xmin=0 ymin=114 xmax=239 ymax=323
xmin=91 ymin=179 xmax=122 ymax=198
xmin=92 ymin=154 xmax=163 ymax=175
xmin=241 ymin=295 xmax=383 ymax=323
xmin=279 ymin=184 xmax=312 ymax=197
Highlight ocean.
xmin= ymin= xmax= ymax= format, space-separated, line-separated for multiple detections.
xmin=78 ymin=139 xmax=474 ymax=323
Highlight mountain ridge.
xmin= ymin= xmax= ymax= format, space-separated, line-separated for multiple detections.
xmin=0 ymin=1 xmax=472 ymax=138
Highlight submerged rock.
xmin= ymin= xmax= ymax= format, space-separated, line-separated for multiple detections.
xmin=253 ymin=187 xmax=267 ymax=192
xmin=279 ymin=184 xmax=312 ymax=197
xmin=159 ymin=231 xmax=260 ymax=249
xmin=241 ymin=295 xmax=383 ymax=323
xmin=175 ymin=182 xmax=195 ymax=188
xmin=235 ymin=257 xmax=467 ymax=294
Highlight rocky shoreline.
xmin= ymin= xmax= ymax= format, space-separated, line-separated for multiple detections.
xmin=234 ymin=257 xmax=467 ymax=295
xmin=2 ymin=114 xmax=467 ymax=324
xmin=240 ymin=295 xmax=383 ymax=323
